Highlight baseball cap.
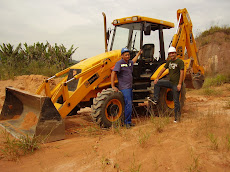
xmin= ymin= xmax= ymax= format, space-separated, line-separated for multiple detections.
xmin=121 ymin=48 xmax=130 ymax=54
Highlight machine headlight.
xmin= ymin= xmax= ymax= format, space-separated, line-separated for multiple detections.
xmin=113 ymin=20 xmax=118 ymax=24
xmin=113 ymin=20 xmax=120 ymax=24
xmin=132 ymin=16 xmax=138 ymax=21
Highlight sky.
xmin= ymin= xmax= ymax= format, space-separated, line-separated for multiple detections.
xmin=0 ymin=0 xmax=229 ymax=60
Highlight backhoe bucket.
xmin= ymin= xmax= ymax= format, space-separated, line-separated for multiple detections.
xmin=185 ymin=73 xmax=205 ymax=89
xmin=0 ymin=87 xmax=65 ymax=143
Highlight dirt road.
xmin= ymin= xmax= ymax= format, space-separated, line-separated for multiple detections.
xmin=0 ymin=76 xmax=230 ymax=172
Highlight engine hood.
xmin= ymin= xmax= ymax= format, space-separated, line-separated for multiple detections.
xmin=70 ymin=50 xmax=121 ymax=70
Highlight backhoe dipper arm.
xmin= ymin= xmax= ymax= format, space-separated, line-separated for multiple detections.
xmin=171 ymin=8 xmax=204 ymax=75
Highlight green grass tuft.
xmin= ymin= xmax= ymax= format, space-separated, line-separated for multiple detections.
xmin=138 ymin=129 xmax=150 ymax=148
xmin=0 ymin=131 xmax=40 ymax=161
xmin=150 ymin=115 xmax=170 ymax=133
xmin=201 ymin=88 xmax=219 ymax=96
xmin=203 ymin=74 xmax=230 ymax=88
xmin=208 ymin=133 xmax=219 ymax=150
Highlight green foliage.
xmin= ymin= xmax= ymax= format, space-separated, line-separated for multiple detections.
xmin=208 ymin=133 xmax=219 ymax=150
xmin=0 ymin=42 xmax=78 ymax=79
xmin=101 ymin=156 xmax=111 ymax=170
xmin=187 ymin=148 xmax=200 ymax=172
xmin=138 ymin=129 xmax=150 ymax=148
xmin=197 ymin=25 xmax=230 ymax=38
xmin=150 ymin=115 xmax=170 ymax=133
xmin=130 ymin=153 xmax=142 ymax=172
xmin=0 ymin=131 xmax=40 ymax=161
xmin=196 ymin=25 xmax=230 ymax=47
xmin=203 ymin=74 xmax=230 ymax=88
xmin=201 ymin=88 xmax=219 ymax=96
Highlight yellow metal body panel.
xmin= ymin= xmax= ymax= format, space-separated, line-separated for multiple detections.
xmin=112 ymin=16 xmax=174 ymax=28
xmin=151 ymin=63 xmax=169 ymax=80
xmin=36 ymin=49 xmax=122 ymax=118
xmin=151 ymin=59 xmax=193 ymax=81
xmin=70 ymin=50 xmax=121 ymax=70
xmin=38 ymin=50 xmax=122 ymax=118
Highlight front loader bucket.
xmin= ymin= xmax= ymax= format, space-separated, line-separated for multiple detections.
xmin=0 ymin=87 xmax=65 ymax=143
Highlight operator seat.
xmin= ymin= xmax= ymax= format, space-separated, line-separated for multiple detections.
xmin=142 ymin=44 xmax=155 ymax=63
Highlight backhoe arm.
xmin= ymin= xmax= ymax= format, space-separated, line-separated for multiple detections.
xmin=171 ymin=8 xmax=205 ymax=89
xmin=171 ymin=8 xmax=204 ymax=75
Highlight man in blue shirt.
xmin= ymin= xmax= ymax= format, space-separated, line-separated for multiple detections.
xmin=111 ymin=48 xmax=142 ymax=128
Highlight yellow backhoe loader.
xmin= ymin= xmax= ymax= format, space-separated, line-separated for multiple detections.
xmin=0 ymin=8 xmax=204 ymax=142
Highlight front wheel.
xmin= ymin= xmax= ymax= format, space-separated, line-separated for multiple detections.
xmin=91 ymin=88 xmax=125 ymax=128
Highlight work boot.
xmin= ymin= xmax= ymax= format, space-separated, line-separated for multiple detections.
xmin=125 ymin=124 xmax=131 ymax=129
xmin=130 ymin=123 xmax=136 ymax=127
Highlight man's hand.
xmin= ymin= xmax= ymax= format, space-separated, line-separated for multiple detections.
xmin=139 ymin=49 xmax=143 ymax=55
xmin=154 ymin=78 xmax=159 ymax=85
xmin=177 ymin=84 xmax=182 ymax=91
xmin=132 ymin=49 xmax=143 ymax=63
xmin=112 ymin=86 xmax=119 ymax=92
xmin=154 ymin=67 xmax=166 ymax=85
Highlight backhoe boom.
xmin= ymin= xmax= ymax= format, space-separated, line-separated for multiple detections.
xmin=171 ymin=8 xmax=205 ymax=89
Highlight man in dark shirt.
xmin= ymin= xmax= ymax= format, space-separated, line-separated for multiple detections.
xmin=150 ymin=46 xmax=184 ymax=123
xmin=111 ymin=48 xmax=142 ymax=128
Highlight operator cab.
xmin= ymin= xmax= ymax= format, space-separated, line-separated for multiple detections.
xmin=108 ymin=16 xmax=174 ymax=81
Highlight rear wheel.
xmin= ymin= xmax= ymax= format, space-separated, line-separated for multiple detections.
xmin=150 ymin=81 xmax=186 ymax=116
xmin=91 ymin=88 xmax=124 ymax=128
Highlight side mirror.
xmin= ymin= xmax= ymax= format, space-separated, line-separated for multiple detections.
xmin=144 ymin=22 xmax=151 ymax=35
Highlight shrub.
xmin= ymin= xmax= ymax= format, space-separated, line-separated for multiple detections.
xmin=197 ymin=25 xmax=230 ymax=39
xmin=0 ymin=42 xmax=78 ymax=79
xmin=203 ymin=74 xmax=230 ymax=88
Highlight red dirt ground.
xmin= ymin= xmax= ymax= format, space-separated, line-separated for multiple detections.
xmin=0 ymin=76 xmax=230 ymax=172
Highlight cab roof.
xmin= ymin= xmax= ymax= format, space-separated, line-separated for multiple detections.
xmin=112 ymin=16 xmax=174 ymax=30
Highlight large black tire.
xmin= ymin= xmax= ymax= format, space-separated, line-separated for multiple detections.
xmin=91 ymin=88 xmax=125 ymax=128
xmin=150 ymin=81 xmax=186 ymax=116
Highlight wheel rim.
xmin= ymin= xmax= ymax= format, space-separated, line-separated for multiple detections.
xmin=105 ymin=99 xmax=122 ymax=122
xmin=165 ymin=88 xmax=182 ymax=109
xmin=165 ymin=89 xmax=174 ymax=109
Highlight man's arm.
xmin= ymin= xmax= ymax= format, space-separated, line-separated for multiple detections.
xmin=111 ymin=71 xmax=118 ymax=92
xmin=177 ymin=69 xmax=184 ymax=91
xmin=132 ymin=50 xmax=143 ymax=63
xmin=154 ymin=67 xmax=166 ymax=84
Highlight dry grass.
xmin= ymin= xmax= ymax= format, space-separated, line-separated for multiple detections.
xmin=194 ymin=109 xmax=230 ymax=152
xmin=137 ymin=129 xmax=150 ymax=148
xmin=203 ymin=74 xmax=230 ymax=88
xmin=130 ymin=153 xmax=142 ymax=172
xmin=224 ymin=99 xmax=230 ymax=109
xmin=197 ymin=25 xmax=230 ymax=38
xmin=150 ymin=115 xmax=170 ymax=133
xmin=0 ymin=131 xmax=40 ymax=161
xmin=187 ymin=148 xmax=201 ymax=172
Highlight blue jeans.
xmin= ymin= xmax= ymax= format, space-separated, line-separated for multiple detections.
xmin=154 ymin=80 xmax=181 ymax=121
xmin=120 ymin=88 xmax=133 ymax=125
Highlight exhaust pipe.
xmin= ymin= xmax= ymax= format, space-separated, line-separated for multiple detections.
xmin=102 ymin=12 xmax=108 ymax=52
